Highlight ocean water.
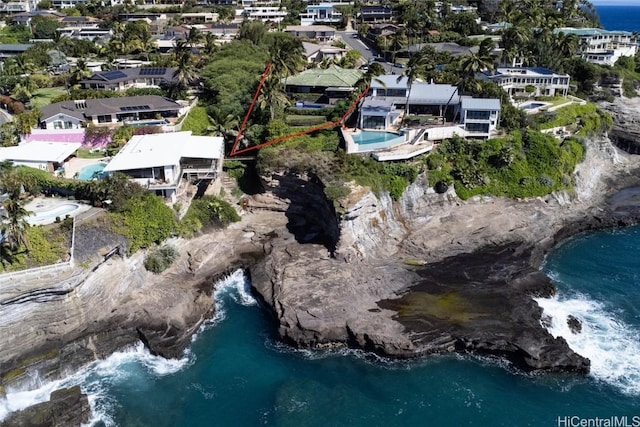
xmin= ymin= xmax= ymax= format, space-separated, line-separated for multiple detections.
xmin=595 ymin=5 xmax=640 ymax=33
xmin=2 ymin=228 xmax=640 ymax=426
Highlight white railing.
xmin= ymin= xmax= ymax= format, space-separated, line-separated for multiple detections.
xmin=0 ymin=261 xmax=73 ymax=284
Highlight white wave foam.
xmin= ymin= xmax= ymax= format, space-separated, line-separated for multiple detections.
xmin=535 ymin=295 xmax=640 ymax=395
xmin=0 ymin=342 xmax=191 ymax=424
xmin=218 ymin=269 xmax=256 ymax=307
xmin=0 ymin=271 xmax=251 ymax=424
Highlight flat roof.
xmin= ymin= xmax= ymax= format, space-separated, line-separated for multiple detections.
xmin=494 ymin=67 xmax=569 ymax=77
xmin=555 ymin=27 xmax=635 ymax=36
xmin=0 ymin=141 xmax=81 ymax=163
xmin=285 ymin=25 xmax=336 ymax=32
xmin=461 ymin=96 xmax=500 ymax=111
xmin=103 ymin=132 xmax=223 ymax=172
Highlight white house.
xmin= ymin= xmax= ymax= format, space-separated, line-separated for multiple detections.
xmin=361 ymin=75 xmax=501 ymax=138
xmin=555 ymin=27 xmax=637 ymax=66
xmin=240 ymin=6 xmax=288 ymax=23
xmin=285 ymin=25 xmax=336 ymax=42
xmin=300 ymin=3 xmax=345 ymax=26
xmin=459 ymin=96 xmax=500 ymax=138
xmin=103 ymin=132 xmax=224 ymax=202
xmin=485 ymin=67 xmax=570 ymax=98
xmin=56 ymin=24 xmax=112 ymax=41
xmin=0 ymin=141 xmax=81 ymax=172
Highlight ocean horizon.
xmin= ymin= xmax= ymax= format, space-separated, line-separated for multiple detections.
xmin=595 ymin=4 xmax=640 ymax=32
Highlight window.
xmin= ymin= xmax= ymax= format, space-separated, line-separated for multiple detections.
xmin=467 ymin=111 xmax=490 ymax=120
xmin=466 ymin=122 xmax=490 ymax=133
xmin=97 ymin=115 xmax=111 ymax=123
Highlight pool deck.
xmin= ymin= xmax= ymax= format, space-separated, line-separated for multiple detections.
xmin=64 ymin=157 xmax=108 ymax=179
xmin=24 ymin=197 xmax=92 ymax=226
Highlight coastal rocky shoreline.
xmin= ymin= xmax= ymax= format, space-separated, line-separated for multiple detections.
xmin=1 ymin=101 xmax=640 ymax=424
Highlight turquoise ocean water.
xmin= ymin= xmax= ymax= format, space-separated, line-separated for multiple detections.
xmin=2 ymin=225 xmax=640 ymax=426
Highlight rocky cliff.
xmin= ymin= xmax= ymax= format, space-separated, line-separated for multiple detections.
xmin=601 ymin=98 xmax=640 ymax=155
xmin=251 ymin=133 xmax=640 ymax=372
xmin=0 ymin=211 xmax=288 ymax=396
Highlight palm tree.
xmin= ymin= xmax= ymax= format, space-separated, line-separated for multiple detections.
xmin=0 ymin=168 xmax=32 ymax=253
xmin=173 ymin=51 xmax=197 ymax=87
xmin=207 ymin=107 xmax=238 ymax=139
xmin=399 ymin=49 xmax=432 ymax=118
xmin=185 ymin=26 xmax=204 ymax=48
xmin=71 ymin=57 xmax=91 ymax=85
xmin=268 ymin=35 xmax=305 ymax=88
xmin=459 ymin=38 xmax=496 ymax=81
xmin=257 ymin=75 xmax=289 ymax=120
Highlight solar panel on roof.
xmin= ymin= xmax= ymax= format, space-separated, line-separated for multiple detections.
xmin=102 ymin=70 xmax=127 ymax=80
xmin=140 ymin=67 xmax=167 ymax=76
xmin=120 ymin=105 xmax=151 ymax=111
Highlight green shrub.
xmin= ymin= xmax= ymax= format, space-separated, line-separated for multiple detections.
xmin=180 ymin=105 xmax=211 ymax=136
xmin=179 ymin=196 xmax=240 ymax=237
xmin=111 ymin=192 xmax=177 ymax=254
xmin=144 ymin=245 xmax=178 ymax=274
xmin=425 ymin=131 xmax=585 ymax=200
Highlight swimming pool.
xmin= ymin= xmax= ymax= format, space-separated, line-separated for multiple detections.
xmin=520 ymin=102 xmax=547 ymax=110
xmin=128 ymin=119 xmax=170 ymax=126
xmin=78 ymin=163 xmax=107 ymax=180
xmin=27 ymin=203 xmax=81 ymax=225
xmin=352 ymin=131 xmax=405 ymax=145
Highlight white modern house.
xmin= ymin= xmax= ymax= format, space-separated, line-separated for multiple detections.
xmin=0 ymin=141 xmax=81 ymax=172
xmin=555 ymin=27 xmax=637 ymax=66
xmin=484 ymin=67 xmax=571 ymax=98
xmin=361 ymin=75 xmax=501 ymax=138
xmin=300 ymin=3 xmax=344 ymax=26
xmin=103 ymin=132 xmax=224 ymax=202
xmin=285 ymin=25 xmax=336 ymax=42
xmin=240 ymin=6 xmax=288 ymax=23
xmin=56 ymin=24 xmax=112 ymax=41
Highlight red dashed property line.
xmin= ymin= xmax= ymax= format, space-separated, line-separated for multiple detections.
xmin=229 ymin=61 xmax=369 ymax=156
xmin=230 ymin=62 xmax=272 ymax=156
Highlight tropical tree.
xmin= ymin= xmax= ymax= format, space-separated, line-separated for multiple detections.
xmin=185 ymin=26 xmax=204 ymax=48
xmin=257 ymin=75 xmax=289 ymax=120
xmin=70 ymin=57 xmax=91 ymax=85
xmin=459 ymin=38 xmax=496 ymax=82
xmin=399 ymin=49 xmax=433 ymax=117
xmin=268 ymin=33 xmax=305 ymax=86
xmin=0 ymin=168 xmax=32 ymax=253
xmin=173 ymin=51 xmax=197 ymax=87
xmin=206 ymin=106 xmax=238 ymax=139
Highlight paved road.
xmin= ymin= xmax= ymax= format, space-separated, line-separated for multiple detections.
xmin=337 ymin=30 xmax=404 ymax=75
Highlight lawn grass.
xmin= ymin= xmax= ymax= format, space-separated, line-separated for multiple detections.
xmin=76 ymin=148 xmax=106 ymax=159
xmin=31 ymin=87 xmax=68 ymax=109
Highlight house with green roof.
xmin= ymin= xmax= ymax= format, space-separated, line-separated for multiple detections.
xmin=284 ymin=65 xmax=364 ymax=103
xmin=554 ymin=27 xmax=637 ymax=66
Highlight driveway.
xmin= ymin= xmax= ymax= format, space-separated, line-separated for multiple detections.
xmin=337 ymin=30 xmax=405 ymax=75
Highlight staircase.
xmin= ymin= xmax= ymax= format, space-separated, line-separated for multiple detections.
xmin=409 ymin=128 xmax=428 ymax=145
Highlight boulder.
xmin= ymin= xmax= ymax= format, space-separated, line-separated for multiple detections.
xmin=0 ymin=386 xmax=90 ymax=427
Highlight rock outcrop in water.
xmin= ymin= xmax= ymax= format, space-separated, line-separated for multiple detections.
xmin=251 ymin=134 xmax=640 ymax=373
xmin=0 ymin=386 xmax=89 ymax=427
xmin=1 ymin=99 xmax=640 ymax=420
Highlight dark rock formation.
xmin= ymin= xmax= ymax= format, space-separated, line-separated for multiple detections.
xmin=601 ymin=100 xmax=640 ymax=154
xmin=379 ymin=244 xmax=588 ymax=372
xmin=567 ymin=315 xmax=582 ymax=334
xmin=0 ymin=386 xmax=90 ymax=427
